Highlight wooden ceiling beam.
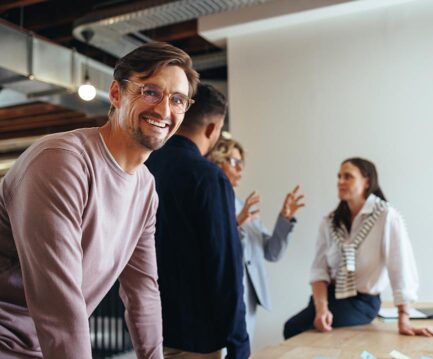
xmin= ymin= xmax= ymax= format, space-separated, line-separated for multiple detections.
xmin=142 ymin=20 xmax=197 ymax=42
xmin=0 ymin=102 xmax=68 ymax=121
xmin=171 ymin=37 xmax=220 ymax=56
xmin=23 ymin=4 xmax=87 ymax=31
xmin=0 ymin=113 xmax=86 ymax=131
xmin=0 ymin=117 xmax=107 ymax=140
xmin=0 ymin=0 xmax=49 ymax=12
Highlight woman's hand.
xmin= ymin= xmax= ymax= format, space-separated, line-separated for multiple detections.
xmin=280 ymin=185 xmax=305 ymax=220
xmin=397 ymin=305 xmax=433 ymax=337
xmin=312 ymin=281 xmax=332 ymax=332
xmin=314 ymin=307 xmax=333 ymax=332
xmin=237 ymin=191 xmax=260 ymax=227
xmin=398 ymin=314 xmax=433 ymax=337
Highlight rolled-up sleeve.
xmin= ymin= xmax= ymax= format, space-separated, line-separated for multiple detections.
xmin=310 ymin=219 xmax=331 ymax=284
xmin=384 ymin=209 xmax=418 ymax=305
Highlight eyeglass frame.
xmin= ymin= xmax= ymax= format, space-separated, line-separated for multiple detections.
xmin=121 ymin=79 xmax=195 ymax=114
xmin=226 ymin=157 xmax=244 ymax=168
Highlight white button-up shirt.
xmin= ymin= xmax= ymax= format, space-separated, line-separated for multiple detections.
xmin=310 ymin=194 xmax=418 ymax=305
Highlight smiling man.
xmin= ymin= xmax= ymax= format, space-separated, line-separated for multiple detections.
xmin=0 ymin=43 xmax=198 ymax=359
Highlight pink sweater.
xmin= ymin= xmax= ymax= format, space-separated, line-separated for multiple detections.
xmin=0 ymin=128 xmax=162 ymax=358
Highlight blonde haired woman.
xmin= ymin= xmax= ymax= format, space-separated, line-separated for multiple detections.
xmin=208 ymin=137 xmax=305 ymax=341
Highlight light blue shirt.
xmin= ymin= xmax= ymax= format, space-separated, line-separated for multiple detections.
xmin=236 ymin=197 xmax=296 ymax=311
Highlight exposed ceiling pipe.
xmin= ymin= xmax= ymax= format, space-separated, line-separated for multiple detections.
xmin=72 ymin=0 xmax=274 ymax=69
xmin=0 ymin=21 xmax=112 ymax=115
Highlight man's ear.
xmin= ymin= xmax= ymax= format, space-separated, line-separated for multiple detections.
xmin=109 ymin=80 xmax=121 ymax=110
xmin=204 ymin=122 xmax=216 ymax=139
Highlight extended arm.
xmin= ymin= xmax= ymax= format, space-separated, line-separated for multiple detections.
xmin=240 ymin=186 xmax=304 ymax=261
xmin=311 ymin=281 xmax=333 ymax=332
xmin=5 ymin=149 xmax=92 ymax=358
xmin=119 ymin=190 xmax=163 ymax=357
xmin=385 ymin=210 xmax=433 ymax=337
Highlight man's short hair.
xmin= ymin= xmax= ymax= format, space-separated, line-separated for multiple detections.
xmin=181 ymin=83 xmax=227 ymax=130
xmin=109 ymin=42 xmax=199 ymax=116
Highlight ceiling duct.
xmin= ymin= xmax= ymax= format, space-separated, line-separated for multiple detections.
xmin=73 ymin=0 xmax=274 ymax=67
xmin=0 ymin=21 xmax=112 ymax=115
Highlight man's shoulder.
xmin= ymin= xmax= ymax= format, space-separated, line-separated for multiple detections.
xmin=185 ymin=155 xmax=227 ymax=183
xmin=148 ymin=142 xmax=225 ymax=178
xmin=37 ymin=127 xmax=97 ymax=151
xmin=19 ymin=128 xmax=98 ymax=162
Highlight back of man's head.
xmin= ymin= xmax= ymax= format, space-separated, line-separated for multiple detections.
xmin=180 ymin=83 xmax=227 ymax=131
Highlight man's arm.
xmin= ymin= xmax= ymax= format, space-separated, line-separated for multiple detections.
xmin=118 ymin=190 xmax=163 ymax=358
xmin=198 ymin=174 xmax=250 ymax=359
xmin=4 ymin=149 xmax=92 ymax=358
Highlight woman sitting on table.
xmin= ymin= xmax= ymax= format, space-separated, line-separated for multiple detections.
xmin=283 ymin=157 xmax=433 ymax=339
xmin=208 ymin=137 xmax=305 ymax=341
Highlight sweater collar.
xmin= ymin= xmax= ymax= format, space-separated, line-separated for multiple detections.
xmin=167 ymin=135 xmax=201 ymax=155
xmin=360 ymin=194 xmax=379 ymax=215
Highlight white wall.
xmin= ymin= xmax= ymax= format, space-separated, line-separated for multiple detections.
xmin=227 ymin=1 xmax=433 ymax=352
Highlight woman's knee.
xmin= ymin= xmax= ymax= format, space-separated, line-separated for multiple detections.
xmin=282 ymin=312 xmax=313 ymax=339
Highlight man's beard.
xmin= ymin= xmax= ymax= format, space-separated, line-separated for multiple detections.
xmin=132 ymin=128 xmax=168 ymax=151
xmin=132 ymin=111 xmax=172 ymax=151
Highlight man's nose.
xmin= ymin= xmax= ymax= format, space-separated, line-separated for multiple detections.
xmin=154 ymin=94 xmax=171 ymax=118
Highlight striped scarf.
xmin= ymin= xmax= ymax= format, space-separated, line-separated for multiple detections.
xmin=331 ymin=197 xmax=387 ymax=299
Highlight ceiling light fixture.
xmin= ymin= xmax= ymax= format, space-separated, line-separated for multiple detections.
xmin=78 ymin=29 xmax=96 ymax=101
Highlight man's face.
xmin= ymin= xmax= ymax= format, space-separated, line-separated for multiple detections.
xmin=114 ymin=65 xmax=190 ymax=151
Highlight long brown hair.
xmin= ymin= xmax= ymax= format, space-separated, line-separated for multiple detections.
xmin=332 ymin=157 xmax=386 ymax=232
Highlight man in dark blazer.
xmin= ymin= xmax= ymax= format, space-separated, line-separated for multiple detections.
xmin=146 ymin=84 xmax=249 ymax=359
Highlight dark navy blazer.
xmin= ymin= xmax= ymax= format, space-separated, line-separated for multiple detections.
xmin=146 ymin=135 xmax=249 ymax=359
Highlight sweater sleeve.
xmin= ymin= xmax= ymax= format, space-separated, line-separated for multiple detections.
xmin=262 ymin=215 xmax=296 ymax=262
xmin=119 ymin=190 xmax=163 ymax=359
xmin=4 ymin=149 xmax=91 ymax=359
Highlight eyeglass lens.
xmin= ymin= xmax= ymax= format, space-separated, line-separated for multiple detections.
xmin=228 ymin=158 xmax=244 ymax=168
xmin=141 ymin=85 xmax=191 ymax=113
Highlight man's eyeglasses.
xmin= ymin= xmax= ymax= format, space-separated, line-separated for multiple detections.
xmin=122 ymin=79 xmax=194 ymax=114
xmin=226 ymin=157 xmax=244 ymax=168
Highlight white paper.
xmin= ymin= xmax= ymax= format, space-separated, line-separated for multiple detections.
xmin=378 ymin=307 xmax=427 ymax=319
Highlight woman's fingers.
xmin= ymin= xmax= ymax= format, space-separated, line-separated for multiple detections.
xmin=245 ymin=191 xmax=260 ymax=206
xmin=414 ymin=326 xmax=433 ymax=337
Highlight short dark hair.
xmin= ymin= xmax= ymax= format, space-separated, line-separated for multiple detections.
xmin=109 ymin=42 xmax=199 ymax=116
xmin=180 ymin=83 xmax=227 ymax=130
xmin=332 ymin=157 xmax=386 ymax=232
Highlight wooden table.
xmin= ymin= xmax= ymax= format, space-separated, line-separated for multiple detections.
xmin=253 ymin=319 xmax=433 ymax=358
